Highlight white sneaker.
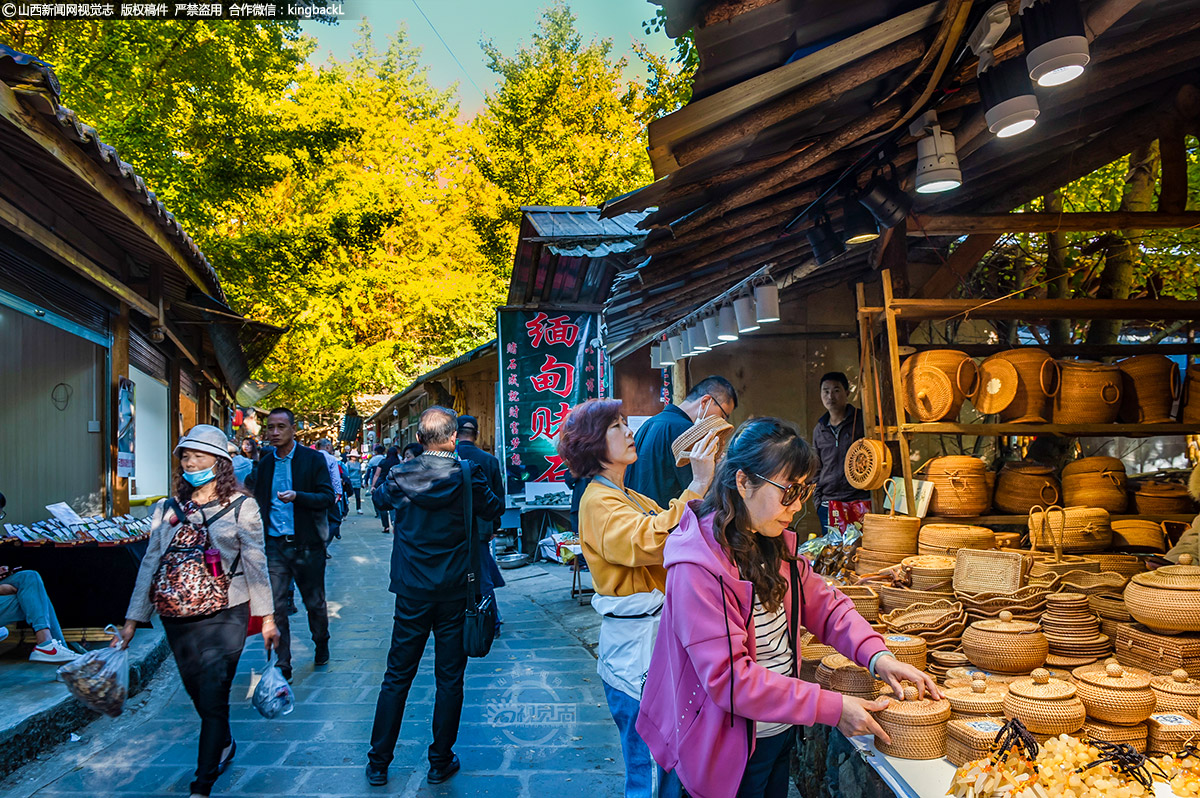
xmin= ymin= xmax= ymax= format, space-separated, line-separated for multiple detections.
xmin=356 ymin=510 xmax=363 ymax=515
xmin=29 ymin=639 xmax=79 ymax=663
xmin=0 ymin=626 xmax=9 ymax=643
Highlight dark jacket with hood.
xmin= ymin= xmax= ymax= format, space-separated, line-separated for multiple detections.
xmin=456 ymin=440 xmax=505 ymax=540
xmin=374 ymin=452 xmax=504 ymax=602
xmin=812 ymin=405 xmax=869 ymax=505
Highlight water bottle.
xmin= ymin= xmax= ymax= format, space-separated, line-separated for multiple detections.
xmin=204 ymin=548 xmax=223 ymax=578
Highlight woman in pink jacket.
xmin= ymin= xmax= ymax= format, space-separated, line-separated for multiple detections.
xmin=637 ymin=418 xmax=939 ymax=798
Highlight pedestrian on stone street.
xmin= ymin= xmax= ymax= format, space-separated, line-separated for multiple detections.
xmin=453 ymin=414 xmax=506 ymax=637
xmin=365 ymin=444 xmax=385 ymax=492
xmin=372 ymin=446 xmax=401 ymax=534
xmin=637 ymin=418 xmax=938 ymax=798
xmin=557 ymin=398 xmax=718 ymax=798
xmin=365 ymin=406 xmax=503 ymax=788
xmin=248 ymin=408 xmax=335 ymax=682
xmin=811 ymin=371 xmax=870 ymax=534
xmin=625 ymin=375 xmax=738 ymax=508
xmin=316 ymin=438 xmax=346 ymax=540
xmin=240 ymin=437 xmax=260 ymax=463
xmin=116 ymin=424 xmax=278 ymax=798
xmin=228 ymin=440 xmax=253 ymax=486
xmin=346 ymin=452 xmax=364 ymax=515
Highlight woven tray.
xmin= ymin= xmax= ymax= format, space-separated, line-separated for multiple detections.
xmin=877 ymin=584 xmax=955 ymax=613
xmin=880 ymin=599 xmax=963 ymax=632
xmin=953 ymin=549 xmax=1026 ymax=595
xmin=835 ymin=584 xmax=881 ymax=622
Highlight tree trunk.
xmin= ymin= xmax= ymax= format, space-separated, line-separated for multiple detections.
xmin=1085 ymin=141 xmax=1160 ymax=346
xmin=1044 ymin=190 xmax=1072 ymax=346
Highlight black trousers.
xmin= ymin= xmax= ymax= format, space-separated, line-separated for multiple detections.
xmin=368 ymin=594 xmax=468 ymax=770
xmin=266 ymin=536 xmax=329 ymax=670
xmin=162 ymin=602 xmax=250 ymax=797
xmin=737 ymin=728 xmax=796 ymax=798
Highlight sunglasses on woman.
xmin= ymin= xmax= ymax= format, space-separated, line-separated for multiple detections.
xmin=754 ymin=475 xmax=815 ymax=507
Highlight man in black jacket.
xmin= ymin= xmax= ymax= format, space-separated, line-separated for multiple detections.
xmin=454 ymin=415 xmax=505 ymax=635
xmin=249 ymin=408 xmax=336 ymax=681
xmin=366 ymin=406 xmax=503 ymax=788
xmin=812 ymin=371 xmax=870 ymax=532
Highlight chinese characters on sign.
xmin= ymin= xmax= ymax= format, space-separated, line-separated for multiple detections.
xmin=498 ymin=310 xmax=602 ymax=484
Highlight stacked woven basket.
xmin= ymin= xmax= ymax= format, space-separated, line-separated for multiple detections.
xmin=880 ymin=599 xmax=967 ymax=653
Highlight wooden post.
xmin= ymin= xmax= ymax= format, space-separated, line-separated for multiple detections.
xmin=168 ymin=357 xmax=181 ymax=477
xmin=856 ymin=283 xmax=883 ymax=513
xmin=111 ymin=303 xmax=130 ymax=516
xmin=881 ymin=271 xmax=917 ymax=518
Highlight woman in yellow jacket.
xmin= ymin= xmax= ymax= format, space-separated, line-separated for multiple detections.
xmin=558 ymin=398 xmax=717 ymax=798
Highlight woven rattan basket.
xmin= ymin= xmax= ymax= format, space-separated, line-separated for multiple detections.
xmin=953 ymin=549 xmax=1026 ymax=595
xmin=845 ymin=438 xmax=892 ymax=491
xmin=900 ymin=350 xmax=977 ymax=422
xmin=821 ymin=653 xmax=885 ymax=697
xmin=861 ymin=516 xmax=920 ymax=557
xmin=1062 ymin=470 xmax=1128 ymax=514
xmin=881 ymin=599 xmax=963 ymax=631
xmin=992 ymin=349 xmax=1056 ymax=423
xmin=874 ymin=684 xmax=952 ymax=760
xmin=901 ymin=555 xmax=957 ymax=591
xmin=1053 ymin=360 xmax=1123 ymax=424
xmin=883 ymin=633 xmax=928 ymax=670
xmin=855 ymin=547 xmax=907 ymax=575
xmin=994 ymin=462 xmax=1061 ymax=514
xmin=1119 ymin=354 xmax=1180 ymax=424
xmin=1089 ymin=553 xmax=1149 ymax=579
xmin=1181 ymin=368 xmax=1200 ymax=424
xmin=1151 ymin=670 xmax=1200 ymax=717
xmin=1003 ymin=669 xmax=1086 ymax=735
xmin=1110 ymin=520 xmax=1167 ymax=554
xmin=946 ymin=676 xmax=1007 ymax=721
xmin=925 ymin=457 xmax=991 ymax=518
xmin=801 ymin=633 xmax=838 ymax=666
xmin=946 ymin=718 xmax=1008 ymax=766
xmin=1115 ymin=623 xmax=1200 ymax=675
xmin=1125 ymin=554 xmax=1200 ymax=634
xmin=1071 ymin=660 xmax=1157 ymax=726
xmin=1147 ymin=712 xmax=1200 ymax=755
xmin=835 ymin=584 xmax=881 ymax=622
xmin=1089 ymin=594 xmax=1133 ymax=622
xmin=962 ymin=612 xmax=1049 ymax=675
xmin=1043 ymin=570 xmax=1130 ymax=596
xmin=918 ymin=524 xmax=996 ymax=557
xmin=1082 ymin=719 xmax=1148 ymax=753
xmin=1028 ymin=505 xmax=1112 ymax=554
xmin=1133 ymin=481 xmax=1194 ymax=515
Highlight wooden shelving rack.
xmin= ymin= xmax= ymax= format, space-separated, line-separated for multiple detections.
xmin=856 ymin=269 xmax=1200 ymax=523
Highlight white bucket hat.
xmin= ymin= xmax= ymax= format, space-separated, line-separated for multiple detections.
xmin=174 ymin=424 xmax=233 ymax=461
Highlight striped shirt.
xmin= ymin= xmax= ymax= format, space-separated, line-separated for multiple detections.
xmin=753 ymin=599 xmax=794 ymax=738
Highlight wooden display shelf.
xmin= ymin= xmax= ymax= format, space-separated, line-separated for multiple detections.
xmin=859 ymin=297 xmax=1200 ymax=322
xmin=888 ymin=422 xmax=1200 ymax=436
xmin=921 ymin=513 xmax=1196 ymax=525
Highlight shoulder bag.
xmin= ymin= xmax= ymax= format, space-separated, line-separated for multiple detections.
xmin=151 ymin=496 xmax=246 ymax=618
xmin=460 ymin=459 xmax=497 ymax=657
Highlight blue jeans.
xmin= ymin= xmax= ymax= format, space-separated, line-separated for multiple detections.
xmin=603 ymin=682 xmax=682 ymax=798
xmin=738 ymin=728 xmax=796 ymax=798
xmin=0 ymin=570 xmax=66 ymax=641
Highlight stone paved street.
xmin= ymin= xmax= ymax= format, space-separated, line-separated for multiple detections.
xmin=0 ymin=505 xmax=623 ymax=798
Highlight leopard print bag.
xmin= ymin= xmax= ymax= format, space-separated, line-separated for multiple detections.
xmin=151 ymin=498 xmax=245 ymax=618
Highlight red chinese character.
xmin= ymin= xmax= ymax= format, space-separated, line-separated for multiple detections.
xmin=506 ymin=343 xmax=518 ymax=355
xmin=586 ymin=378 xmax=595 ymax=394
xmin=534 ymin=454 xmax=570 ymax=482
xmin=507 ymin=390 xmax=520 ymax=402
xmin=508 ymin=407 xmax=519 ymax=419
xmin=507 ymin=359 xmax=517 ymax=371
xmin=509 ymin=421 xmax=519 ymax=435
xmin=529 ymin=355 xmax=575 ymax=397
xmin=507 ymin=374 xmax=518 ymax=386
xmin=529 ymin=402 xmax=571 ymax=442
xmin=510 ymin=437 xmax=520 ymax=450
xmin=525 ymin=313 xmax=580 ymax=348
xmin=510 ymin=454 xmax=522 ymax=466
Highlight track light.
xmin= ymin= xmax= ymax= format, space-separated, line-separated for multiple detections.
xmin=717 ymin=305 xmax=739 ymax=342
xmin=651 ymin=344 xmax=662 ymax=369
xmin=702 ymin=314 xmax=724 ymax=346
xmin=969 ymin=4 xmax=1039 ymax=139
xmin=910 ymin=111 xmax=961 ymax=194
xmin=754 ymin=283 xmax=780 ymax=323
xmin=657 ymin=340 xmax=675 ymax=367
xmin=842 ymin=198 xmax=880 ymax=245
xmin=857 ymin=166 xmax=911 ymax=228
xmin=668 ymin=333 xmax=683 ymax=361
xmin=689 ymin=320 xmax=711 ymax=352
xmin=1021 ymin=0 xmax=1089 ymax=87
xmin=806 ymin=212 xmax=845 ymax=265
xmin=733 ymin=295 xmax=760 ymax=333
xmin=680 ymin=327 xmax=695 ymax=357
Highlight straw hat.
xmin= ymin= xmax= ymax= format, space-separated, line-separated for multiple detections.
xmin=671 ymin=415 xmax=734 ymax=467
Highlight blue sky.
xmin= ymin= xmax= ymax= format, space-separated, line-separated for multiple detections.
xmin=301 ymin=1 xmax=674 ymax=117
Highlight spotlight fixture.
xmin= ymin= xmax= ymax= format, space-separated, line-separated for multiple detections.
xmin=651 ymin=343 xmax=663 ymax=369
xmin=842 ymin=198 xmax=880 ymax=245
xmin=969 ymin=3 xmax=1039 ymax=138
xmin=717 ymin=305 xmax=740 ymax=342
xmin=702 ymin=314 xmax=724 ymax=346
xmin=680 ymin=327 xmax=695 ymax=357
xmin=668 ymin=333 xmax=684 ymax=361
xmin=754 ymin=283 xmax=781 ymax=323
xmin=1021 ymin=0 xmax=1089 ymax=87
xmin=909 ymin=111 xmax=961 ymax=194
xmin=658 ymin=339 xmax=676 ymax=367
xmin=733 ymin=295 xmax=760 ymax=334
xmin=689 ymin=319 xmax=711 ymax=352
xmin=806 ymin=212 xmax=845 ymax=265
xmin=857 ymin=166 xmax=911 ymax=228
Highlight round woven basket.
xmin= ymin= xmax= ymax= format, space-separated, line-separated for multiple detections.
xmin=874 ymin=685 xmax=952 ymax=760
xmin=994 ymin=462 xmax=1061 ymax=514
xmin=918 ymin=524 xmax=995 ymax=557
xmin=1124 ymin=554 xmax=1200 ymax=634
xmin=861 ymin=511 xmax=920 ymax=556
xmin=901 ymin=555 xmax=957 ymax=591
xmin=835 ymin=584 xmax=881 ymax=622
xmin=1003 ymin=669 xmax=1086 ymax=735
xmin=844 ymin=438 xmax=892 ymax=491
xmin=1071 ymin=660 xmax=1157 ymax=726
xmin=901 ymin=351 xmax=977 ymax=422
xmin=992 ymin=349 xmax=1056 ymax=423
xmin=1062 ymin=469 xmax=1128 ymax=514
xmin=1151 ymin=670 xmax=1200 ymax=717
xmin=822 ymin=653 xmax=886 ymax=696
xmin=925 ymin=457 xmax=991 ymax=518
xmin=1132 ymin=481 xmax=1194 ymax=515
xmin=883 ymin=633 xmax=928 ymax=670
xmin=671 ymin=415 xmax=734 ymax=467
xmin=855 ymin=547 xmax=908 ymax=575
xmin=1028 ymin=505 xmax=1112 ymax=554
xmin=1181 ymin=368 xmax=1200 ymax=424
xmin=945 ymin=676 xmax=1007 ymax=721
xmin=801 ymin=633 xmax=838 ymax=665
xmin=1082 ymin=719 xmax=1148 ymax=753
xmin=1118 ymin=354 xmax=1180 ymax=424
xmin=1053 ymin=360 xmax=1122 ymax=424
xmin=1110 ymin=520 xmax=1167 ymax=554
xmin=961 ymin=611 xmax=1049 ymax=675
xmin=972 ymin=357 xmax=1018 ymax=416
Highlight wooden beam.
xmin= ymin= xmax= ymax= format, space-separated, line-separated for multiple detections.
xmin=911 ymin=342 xmax=1200 ymax=358
xmin=877 ymin=297 xmax=1200 ymax=322
xmin=915 ymin=235 xmax=1002 ymax=298
xmin=0 ymin=194 xmax=159 ymax=318
xmin=1159 ymin=127 xmax=1188 ymax=214
xmin=0 ymin=80 xmax=215 ymax=299
xmin=908 ymin=212 xmax=1200 ymax=235
xmin=111 ymin=303 xmax=130 ymax=516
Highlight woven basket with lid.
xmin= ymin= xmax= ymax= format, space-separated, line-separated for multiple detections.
xmin=945 ymin=675 xmax=1007 ymax=720
xmin=991 ymin=348 xmax=1055 ymax=423
xmin=874 ymin=684 xmax=952 ymax=760
xmin=1125 ymin=554 xmax=1200 ymax=634
xmin=861 ymin=505 xmax=920 ymax=556
xmin=917 ymin=524 xmax=996 ymax=557
xmin=1053 ymin=360 xmax=1122 ymax=423
xmin=820 ymin=653 xmax=885 ymax=697
xmin=883 ymin=633 xmax=928 ymax=671
xmin=1147 ymin=711 xmax=1200 ymax=755
xmin=1151 ymin=670 xmax=1200 ymax=716
xmin=1118 ymin=354 xmax=1180 ymax=424
xmin=901 ymin=555 xmax=957 ymax=591
xmin=1133 ymin=480 xmax=1194 ymax=515
xmin=994 ymin=462 xmax=1061 ymax=514
xmin=1003 ymin=668 xmax=1086 ymax=735
xmin=1071 ymin=660 xmax=1157 ymax=726
xmin=1062 ymin=456 xmax=1128 ymax=513
xmin=900 ymin=351 xmax=977 ymax=422
xmin=1028 ymin=505 xmax=1112 ymax=554
xmin=925 ymin=457 xmax=991 ymax=517
xmin=962 ymin=611 xmax=1049 ymax=675
xmin=1082 ymin=719 xmax=1149 ymax=753
xmin=946 ymin=718 xmax=1009 ymax=766
xmin=1110 ymin=520 xmax=1167 ymax=554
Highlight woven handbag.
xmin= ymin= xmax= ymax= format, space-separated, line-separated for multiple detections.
xmin=952 ymin=549 xmax=1026 ymax=595
xmin=1028 ymin=505 xmax=1112 ymax=554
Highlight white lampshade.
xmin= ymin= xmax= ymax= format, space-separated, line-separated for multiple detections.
xmin=717 ymin=305 xmax=739 ymax=341
xmin=754 ymin=283 xmax=780 ymax=323
xmin=733 ymin=295 xmax=760 ymax=333
xmin=667 ymin=334 xmax=683 ymax=361
xmin=651 ymin=344 xmax=662 ymax=369
xmin=656 ymin=340 xmax=675 ymax=367
xmin=690 ymin=320 xmax=711 ymax=351
xmin=702 ymin=314 xmax=723 ymax=346
xmin=680 ymin=327 xmax=694 ymax=357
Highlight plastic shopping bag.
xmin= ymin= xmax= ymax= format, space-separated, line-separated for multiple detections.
xmin=251 ymin=651 xmax=294 ymax=719
xmin=57 ymin=624 xmax=129 ymax=717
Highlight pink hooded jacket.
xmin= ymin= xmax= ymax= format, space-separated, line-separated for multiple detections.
xmin=636 ymin=502 xmax=889 ymax=798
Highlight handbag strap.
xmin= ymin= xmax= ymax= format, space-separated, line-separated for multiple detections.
xmin=460 ymin=459 xmax=480 ymax=602
xmin=167 ymin=496 xmax=247 ymax=574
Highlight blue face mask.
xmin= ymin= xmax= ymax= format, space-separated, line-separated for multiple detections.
xmin=182 ymin=467 xmax=216 ymax=487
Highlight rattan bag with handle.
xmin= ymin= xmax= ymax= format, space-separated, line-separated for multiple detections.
xmin=993 ymin=461 xmax=1061 ymax=514
xmin=924 ymin=456 xmax=991 ymax=518
xmin=992 ymin=348 xmax=1056 ymax=423
xmin=860 ymin=481 xmax=920 ymax=556
xmin=844 ymin=438 xmax=892 ymax=491
xmin=671 ymin=415 xmax=734 ymax=467
xmin=900 ymin=350 xmax=977 ymax=422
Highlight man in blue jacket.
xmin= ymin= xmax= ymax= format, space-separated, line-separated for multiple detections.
xmin=366 ymin=407 xmax=503 ymax=788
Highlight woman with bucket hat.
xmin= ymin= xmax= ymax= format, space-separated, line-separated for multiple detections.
xmin=115 ymin=424 xmax=277 ymax=798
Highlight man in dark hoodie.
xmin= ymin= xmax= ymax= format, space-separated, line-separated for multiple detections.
xmin=365 ymin=406 xmax=503 ymax=788
xmin=812 ymin=371 xmax=871 ymax=533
